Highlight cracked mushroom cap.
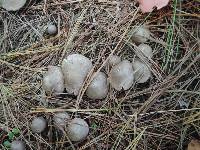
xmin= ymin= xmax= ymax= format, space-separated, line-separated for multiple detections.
xmin=11 ymin=140 xmax=25 ymax=150
xmin=132 ymin=59 xmax=151 ymax=83
xmin=138 ymin=44 xmax=153 ymax=59
xmin=86 ymin=72 xmax=108 ymax=99
xmin=31 ymin=117 xmax=47 ymax=133
xmin=67 ymin=118 xmax=89 ymax=142
xmin=53 ymin=112 xmax=70 ymax=129
xmin=43 ymin=66 xmax=64 ymax=95
xmin=1 ymin=0 xmax=26 ymax=11
xmin=108 ymin=55 xmax=121 ymax=66
xmin=131 ymin=26 xmax=150 ymax=43
xmin=109 ymin=60 xmax=134 ymax=91
xmin=61 ymin=54 xmax=93 ymax=95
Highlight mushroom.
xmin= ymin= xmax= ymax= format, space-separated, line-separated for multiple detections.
xmin=1 ymin=0 xmax=26 ymax=11
xmin=43 ymin=66 xmax=64 ymax=95
xmin=47 ymin=24 xmax=57 ymax=35
xmin=67 ymin=118 xmax=89 ymax=142
xmin=132 ymin=59 xmax=151 ymax=83
xmin=138 ymin=44 xmax=153 ymax=59
xmin=11 ymin=140 xmax=25 ymax=150
xmin=86 ymin=72 xmax=108 ymax=99
xmin=108 ymin=55 xmax=121 ymax=66
xmin=61 ymin=54 xmax=93 ymax=95
xmin=131 ymin=26 xmax=150 ymax=43
xmin=109 ymin=60 xmax=134 ymax=91
xmin=31 ymin=117 xmax=47 ymax=133
xmin=53 ymin=112 xmax=70 ymax=129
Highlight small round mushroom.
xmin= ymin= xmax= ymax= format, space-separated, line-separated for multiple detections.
xmin=131 ymin=26 xmax=150 ymax=43
xmin=109 ymin=60 xmax=134 ymax=91
xmin=1 ymin=0 xmax=26 ymax=11
xmin=61 ymin=54 xmax=93 ymax=95
xmin=138 ymin=44 xmax=153 ymax=59
xmin=47 ymin=24 xmax=57 ymax=35
xmin=53 ymin=112 xmax=70 ymax=129
xmin=67 ymin=118 xmax=89 ymax=142
xmin=86 ymin=72 xmax=108 ymax=99
xmin=31 ymin=117 xmax=47 ymax=133
xmin=11 ymin=140 xmax=25 ymax=150
xmin=108 ymin=55 xmax=121 ymax=66
xmin=43 ymin=66 xmax=64 ymax=95
xmin=132 ymin=59 xmax=151 ymax=83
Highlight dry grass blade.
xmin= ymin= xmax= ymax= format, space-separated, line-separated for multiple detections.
xmin=0 ymin=0 xmax=199 ymax=149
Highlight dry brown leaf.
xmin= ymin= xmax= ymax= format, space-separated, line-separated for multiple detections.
xmin=137 ymin=0 xmax=170 ymax=13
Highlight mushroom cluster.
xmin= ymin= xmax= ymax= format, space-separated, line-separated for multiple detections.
xmin=41 ymin=27 xmax=153 ymax=144
xmin=27 ymin=25 xmax=154 ymax=148
xmin=130 ymin=25 xmax=153 ymax=83
xmin=43 ymin=49 xmax=152 ymax=97
xmin=30 ymin=114 xmax=89 ymax=142
xmin=43 ymin=54 xmax=110 ymax=99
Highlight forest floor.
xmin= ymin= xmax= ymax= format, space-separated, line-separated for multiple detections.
xmin=0 ymin=0 xmax=200 ymax=149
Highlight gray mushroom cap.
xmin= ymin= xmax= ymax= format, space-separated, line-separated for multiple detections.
xmin=86 ymin=72 xmax=108 ymax=99
xmin=138 ymin=44 xmax=153 ymax=59
xmin=131 ymin=26 xmax=150 ymax=43
xmin=1 ymin=0 xmax=26 ymax=11
xmin=53 ymin=112 xmax=70 ymax=129
xmin=108 ymin=55 xmax=121 ymax=66
xmin=61 ymin=54 xmax=93 ymax=95
xmin=11 ymin=140 xmax=25 ymax=150
xmin=47 ymin=24 xmax=57 ymax=35
xmin=109 ymin=60 xmax=134 ymax=91
xmin=43 ymin=66 xmax=64 ymax=95
xmin=31 ymin=117 xmax=47 ymax=133
xmin=132 ymin=59 xmax=151 ymax=83
xmin=67 ymin=118 xmax=89 ymax=142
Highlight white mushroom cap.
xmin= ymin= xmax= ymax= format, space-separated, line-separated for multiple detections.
xmin=86 ymin=72 xmax=108 ymax=99
xmin=138 ymin=44 xmax=153 ymax=59
xmin=11 ymin=140 xmax=25 ymax=150
xmin=1 ymin=0 xmax=26 ymax=11
xmin=108 ymin=55 xmax=121 ymax=66
xmin=61 ymin=54 xmax=93 ymax=95
xmin=131 ymin=26 xmax=150 ymax=43
xmin=31 ymin=117 xmax=47 ymax=133
xmin=67 ymin=118 xmax=89 ymax=142
xmin=53 ymin=112 xmax=70 ymax=129
xmin=132 ymin=59 xmax=151 ymax=83
xmin=109 ymin=60 xmax=134 ymax=91
xmin=43 ymin=66 xmax=64 ymax=95
xmin=47 ymin=24 xmax=57 ymax=35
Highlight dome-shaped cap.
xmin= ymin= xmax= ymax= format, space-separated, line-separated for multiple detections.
xmin=1 ymin=0 xmax=26 ymax=11
xmin=131 ymin=26 xmax=150 ymax=43
xmin=132 ymin=59 xmax=151 ymax=83
xmin=67 ymin=118 xmax=89 ymax=142
xmin=43 ymin=66 xmax=64 ymax=95
xmin=61 ymin=54 xmax=93 ymax=95
xmin=86 ymin=72 xmax=108 ymax=99
xmin=109 ymin=60 xmax=134 ymax=91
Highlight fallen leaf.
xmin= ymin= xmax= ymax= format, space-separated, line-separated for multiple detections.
xmin=137 ymin=0 xmax=170 ymax=13
xmin=188 ymin=139 xmax=200 ymax=150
